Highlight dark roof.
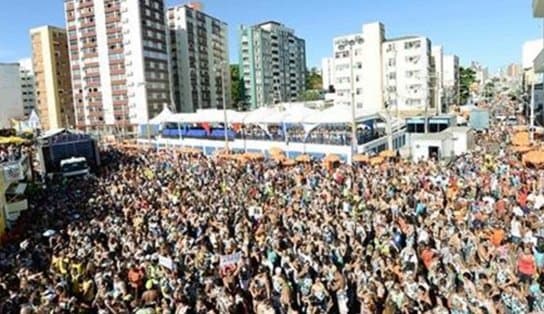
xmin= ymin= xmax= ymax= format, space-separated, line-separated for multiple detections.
xmin=256 ymin=21 xmax=283 ymax=28
xmin=385 ymin=35 xmax=420 ymax=42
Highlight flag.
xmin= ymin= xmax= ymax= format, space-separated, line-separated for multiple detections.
xmin=200 ymin=122 xmax=211 ymax=134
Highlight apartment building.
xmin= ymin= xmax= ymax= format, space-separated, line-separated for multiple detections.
xmin=325 ymin=22 xmax=436 ymax=114
xmin=443 ymin=55 xmax=460 ymax=107
xmin=431 ymin=46 xmax=444 ymax=113
xmin=382 ymin=36 xmax=434 ymax=113
xmin=30 ymin=26 xmax=75 ymax=130
xmin=18 ymin=59 xmax=36 ymax=118
xmin=65 ymin=0 xmax=171 ymax=133
xmin=167 ymin=3 xmax=230 ymax=112
xmin=0 ymin=63 xmax=24 ymax=128
xmin=321 ymin=57 xmax=335 ymax=92
xmin=240 ymin=21 xmax=306 ymax=108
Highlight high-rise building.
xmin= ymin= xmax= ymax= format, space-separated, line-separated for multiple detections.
xmin=0 ymin=63 xmax=24 ymax=128
xmin=18 ymin=59 xmax=36 ymax=118
xmin=382 ymin=35 xmax=433 ymax=113
xmin=443 ymin=55 xmax=460 ymax=107
xmin=326 ymin=22 xmax=437 ymax=114
xmin=240 ymin=21 xmax=306 ymax=109
xmin=167 ymin=4 xmax=230 ymax=112
xmin=329 ymin=23 xmax=385 ymax=112
xmin=321 ymin=57 xmax=335 ymax=92
xmin=65 ymin=0 xmax=171 ymax=133
xmin=431 ymin=46 xmax=444 ymax=113
xmin=30 ymin=26 xmax=75 ymax=130
xmin=506 ymin=63 xmax=522 ymax=80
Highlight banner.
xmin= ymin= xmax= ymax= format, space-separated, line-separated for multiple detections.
xmin=219 ymin=252 xmax=241 ymax=269
xmin=158 ymin=255 xmax=175 ymax=271
xmin=3 ymin=163 xmax=22 ymax=182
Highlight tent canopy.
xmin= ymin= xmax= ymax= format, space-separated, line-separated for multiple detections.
xmin=155 ymin=104 xmax=388 ymax=128
xmin=149 ymin=106 xmax=175 ymax=124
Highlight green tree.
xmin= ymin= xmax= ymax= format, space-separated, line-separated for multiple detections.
xmin=230 ymin=64 xmax=248 ymax=110
xmin=459 ymin=67 xmax=476 ymax=105
xmin=297 ymin=90 xmax=322 ymax=101
xmin=305 ymin=67 xmax=323 ymax=91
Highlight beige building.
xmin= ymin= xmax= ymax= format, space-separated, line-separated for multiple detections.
xmin=30 ymin=25 xmax=75 ymax=130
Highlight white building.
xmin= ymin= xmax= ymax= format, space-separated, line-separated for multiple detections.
xmin=443 ymin=55 xmax=460 ymax=107
xmin=431 ymin=46 xmax=444 ymax=113
xmin=0 ymin=63 xmax=24 ymax=128
xmin=18 ymin=59 xmax=36 ymax=118
xmin=382 ymin=35 xmax=433 ymax=113
xmin=321 ymin=57 xmax=335 ymax=92
xmin=167 ymin=4 xmax=231 ymax=112
xmin=326 ymin=22 xmax=437 ymax=114
xmin=330 ymin=22 xmax=385 ymax=112
xmin=523 ymin=39 xmax=543 ymax=70
xmin=65 ymin=0 xmax=171 ymax=133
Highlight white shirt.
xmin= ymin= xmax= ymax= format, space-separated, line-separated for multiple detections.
xmin=511 ymin=219 xmax=522 ymax=238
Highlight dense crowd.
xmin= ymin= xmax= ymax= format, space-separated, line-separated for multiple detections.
xmin=0 ymin=144 xmax=24 ymax=163
xmin=2 ymin=104 xmax=544 ymax=313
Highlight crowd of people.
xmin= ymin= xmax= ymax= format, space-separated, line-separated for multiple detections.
xmin=2 ymin=103 xmax=544 ymax=313
xmin=0 ymin=143 xmax=25 ymax=164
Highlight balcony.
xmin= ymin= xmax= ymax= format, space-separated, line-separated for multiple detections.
xmin=535 ymin=0 xmax=544 ymax=17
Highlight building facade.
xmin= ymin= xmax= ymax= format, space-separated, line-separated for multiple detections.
xmin=18 ymin=59 xmax=36 ymax=118
xmin=443 ymin=54 xmax=460 ymax=107
xmin=321 ymin=57 xmax=335 ymax=92
xmin=167 ymin=4 xmax=230 ymax=112
xmin=325 ymin=22 xmax=439 ymax=114
xmin=329 ymin=22 xmax=385 ymax=112
xmin=240 ymin=21 xmax=306 ymax=108
xmin=0 ymin=63 xmax=24 ymax=129
xmin=431 ymin=46 xmax=444 ymax=113
xmin=382 ymin=36 xmax=434 ymax=114
xmin=64 ymin=0 xmax=171 ymax=134
xmin=30 ymin=26 xmax=75 ymax=130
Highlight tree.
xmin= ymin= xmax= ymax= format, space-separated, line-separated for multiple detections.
xmin=459 ymin=67 xmax=476 ymax=105
xmin=305 ymin=67 xmax=323 ymax=91
xmin=297 ymin=90 xmax=322 ymax=102
xmin=230 ymin=64 xmax=248 ymax=110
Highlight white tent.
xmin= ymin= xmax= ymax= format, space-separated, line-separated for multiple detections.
xmin=182 ymin=109 xmax=247 ymax=124
xmin=303 ymin=105 xmax=354 ymax=124
xmin=149 ymin=106 xmax=174 ymax=124
xmin=282 ymin=106 xmax=318 ymax=124
xmin=242 ymin=107 xmax=280 ymax=124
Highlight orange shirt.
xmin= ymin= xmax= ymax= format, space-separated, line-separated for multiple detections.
xmin=421 ymin=249 xmax=434 ymax=269
xmin=518 ymin=254 xmax=536 ymax=275
xmin=490 ymin=228 xmax=505 ymax=247
xmin=128 ymin=268 xmax=144 ymax=286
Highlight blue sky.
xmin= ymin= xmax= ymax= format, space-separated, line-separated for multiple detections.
xmin=0 ymin=0 xmax=541 ymax=72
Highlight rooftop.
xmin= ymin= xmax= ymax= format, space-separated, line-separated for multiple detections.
xmin=385 ymin=35 xmax=422 ymax=42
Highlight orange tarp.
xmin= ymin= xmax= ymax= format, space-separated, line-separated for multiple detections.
xmin=512 ymin=132 xmax=530 ymax=146
xmin=379 ymin=150 xmax=396 ymax=158
xmin=281 ymin=159 xmax=296 ymax=167
xmin=523 ymin=150 xmax=544 ymax=166
xmin=370 ymin=156 xmax=385 ymax=166
xmin=295 ymin=154 xmax=311 ymax=163
xmin=512 ymin=146 xmax=533 ymax=153
xmin=353 ymin=154 xmax=370 ymax=163
xmin=243 ymin=152 xmax=264 ymax=160
xmin=269 ymin=147 xmax=284 ymax=156
xmin=324 ymin=154 xmax=341 ymax=163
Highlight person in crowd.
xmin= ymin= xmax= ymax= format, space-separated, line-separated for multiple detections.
xmin=1 ymin=102 xmax=544 ymax=313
